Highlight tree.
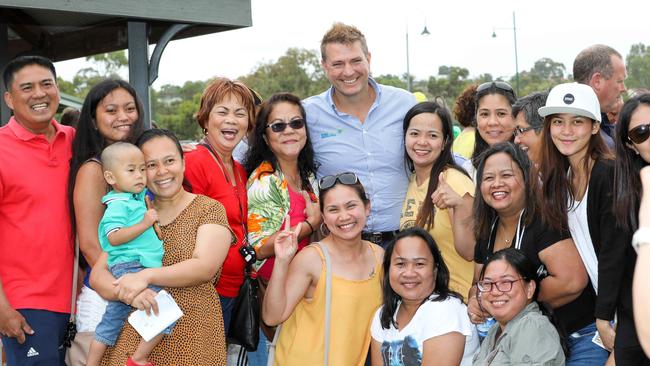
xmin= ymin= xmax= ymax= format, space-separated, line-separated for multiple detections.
xmin=427 ymin=66 xmax=471 ymax=106
xmin=238 ymin=48 xmax=329 ymax=99
xmin=626 ymin=43 xmax=650 ymax=90
xmin=151 ymin=80 xmax=207 ymax=140
xmin=510 ymin=57 xmax=567 ymax=97
xmin=57 ymin=51 xmax=129 ymax=98
xmin=374 ymin=74 xmax=407 ymax=90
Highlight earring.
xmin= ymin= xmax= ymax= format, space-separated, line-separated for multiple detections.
xmin=320 ymin=223 xmax=330 ymax=237
xmin=203 ymin=128 xmax=208 ymax=135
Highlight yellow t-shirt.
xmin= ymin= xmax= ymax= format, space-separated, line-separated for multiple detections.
xmin=400 ymin=168 xmax=475 ymax=301
xmin=452 ymin=129 xmax=475 ymax=160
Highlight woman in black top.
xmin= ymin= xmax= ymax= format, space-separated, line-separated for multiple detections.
xmin=467 ymin=142 xmax=595 ymax=364
xmin=612 ymin=94 xmax=650 ymax=365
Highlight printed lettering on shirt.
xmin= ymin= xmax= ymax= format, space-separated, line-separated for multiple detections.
xmin=320 ymin=128 xmax=344 ymax=139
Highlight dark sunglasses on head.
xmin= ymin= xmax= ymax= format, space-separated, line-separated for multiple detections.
xmin=318 ymin=172 xmax=359 ymax=190
xmin=266 ymin=119 xmax=305 ymax=133
xmin=513 ymin=126 xmax=540 ymax=137
xmin=477 ymin=81 xmax=514 ymax=94
xmin=628 ymin=123 xmax=650 ymax=144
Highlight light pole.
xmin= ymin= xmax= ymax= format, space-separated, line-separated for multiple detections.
xmin=492 ymin=11 xmax=520 ymax=95
xmin=406 ymin=21 xmax=430 ymax=92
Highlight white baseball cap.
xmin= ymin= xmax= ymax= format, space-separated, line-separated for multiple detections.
xmin=538 ymin=82 xmax=601 ymax=122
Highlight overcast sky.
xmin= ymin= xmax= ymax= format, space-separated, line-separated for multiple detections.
xmin=55 ymin=0 xmax=647 ymax=89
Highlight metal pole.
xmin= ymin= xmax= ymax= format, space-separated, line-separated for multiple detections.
xmin=513 ymin=11 xmax=520 ymax=96
xmin=128 ymin=21 xmax=151 ymax=129
xmin=406 ymin=28 xmax=411 ymax=92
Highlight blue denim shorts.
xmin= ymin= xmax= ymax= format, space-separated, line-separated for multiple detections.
xmin=94 ymin=260 xmax=174 ymax=346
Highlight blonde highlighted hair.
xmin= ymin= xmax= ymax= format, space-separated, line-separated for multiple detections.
xmin=320 ymin=22 xmax=369 ymax=61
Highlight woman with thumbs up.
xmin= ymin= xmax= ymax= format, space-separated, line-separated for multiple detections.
xmin=399 ymin=101 xmax=476 ymax=304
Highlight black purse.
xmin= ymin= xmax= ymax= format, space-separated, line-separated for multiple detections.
xmin=227 ymin=265 xmax=260 ymax=351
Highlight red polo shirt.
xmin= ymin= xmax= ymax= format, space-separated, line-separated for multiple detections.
xmin=0 ymin=117 xmax=75 ymax=313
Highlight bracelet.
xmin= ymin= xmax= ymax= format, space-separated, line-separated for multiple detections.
xmin=304 ymin=220 xmax=315 ymax=235
xmin=633 ymin=227 xmax=650 ymax=253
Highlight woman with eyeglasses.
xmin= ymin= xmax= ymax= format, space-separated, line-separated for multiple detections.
xmin=512 ymin=91 xmax=548 ymax=168
xmin=244 ymin=92 xmax=320 ymax=365
xmin=399 ymin=101 xmax=475 ymax=303
xmin=468 ymin=142 xmax=591 ymax=363
xmin=462 ymin=81 xmax=517 ymax=180
xmin=611 ymin=94 xmax=650 ymax=365
xmin=262 ymin=173 xmax=383 ymax=365
xmin=182 ymin=78 xmax=256 ymax=343
xmin=539 ymin=82 xmax=627 ymax=365
xmin=473 ymin=248 xmax=565 ymax=366
xmin=370 ymin=227 xmax=476 ymax=366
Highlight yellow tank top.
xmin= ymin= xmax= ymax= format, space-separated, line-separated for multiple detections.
xmin=274 ymin=242 xmax=382 ymax=366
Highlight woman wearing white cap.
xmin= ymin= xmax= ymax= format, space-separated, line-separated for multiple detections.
xmin=538 ymin=82 xmax=627 ymax=365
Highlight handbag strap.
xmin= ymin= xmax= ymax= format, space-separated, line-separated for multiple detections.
xmin=313 ymin=242 xmax=332 ymax=365
xmin=69 ymin=236 xmax=80 ymax=322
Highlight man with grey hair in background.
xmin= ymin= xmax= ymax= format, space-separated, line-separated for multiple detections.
xmin=573 ymin=44 xmax=627 ymax=149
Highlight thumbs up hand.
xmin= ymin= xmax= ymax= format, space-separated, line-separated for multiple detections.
xmin=431 ymin=172 xmax=462 ymax=210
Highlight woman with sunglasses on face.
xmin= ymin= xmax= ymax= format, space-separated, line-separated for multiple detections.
xmin=473 ymin=248 xmax=565 ymax=366
xmin=244 ymin=92 xmax=320 ymax=364
xmin=182 ymin=78 xmax=256 ymax=340
xmin=611 ymin=94 xmax=650 ymax=365
xmin=399 ymin=101 xmax=476 ymax=303
xmin=370 ymin=228 xmax=476 ymax=366
xmin=263 ymin=173 xmax=383 ymax=366
xmin=461 ymin=81 xmax=517 ymax=180
xmin=539 ymin=82 xmax=627 ymax=365
xmin=467 ymin=142 xmax=589 ymax=361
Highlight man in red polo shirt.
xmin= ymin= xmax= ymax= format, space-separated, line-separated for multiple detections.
xmin=0 ymin=55 xmax=74 ymax=366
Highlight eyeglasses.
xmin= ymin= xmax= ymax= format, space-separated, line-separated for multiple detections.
xmin=513 ymin=126 xmax=540 ymax=137
xmin=318 ymin=172 xmax=359 ymax=190
xmin=628 ymin=123 xmax=650 ymax=144
xmin=477 ymin=81 xmax=514 ymax=94
xmin=477 ymin=278 xmax=523 ymax=293
xmin=266 ymin=119 xmax=305 ymax=133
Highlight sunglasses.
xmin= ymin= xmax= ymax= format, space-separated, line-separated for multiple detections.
xmin=318 ymin=172 xmax=359 ymax=190
xmin=266 ymin=119 xmax=305 ymax=133
xmin=513 ymin=126 xmax=540 ymax=137
xmin=628 ymin=123 xmax=650 ymax=144
xmin=477 ymin=81 xmax=514 ymax=94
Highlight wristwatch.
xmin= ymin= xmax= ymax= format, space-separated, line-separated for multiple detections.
xmin=632 ymin=227 xmax=650 ymax=253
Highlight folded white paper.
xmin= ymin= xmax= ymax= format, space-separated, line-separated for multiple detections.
xmin=128 ymin=290 xmax=183 ymax=342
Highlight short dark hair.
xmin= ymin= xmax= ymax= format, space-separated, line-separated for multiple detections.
xmin=479 ymin=247 xmax=539 ymax=299
xmin=318 ymin=175 xmax=369 ymax=212
xmin=474 ymin=142 xmax=539 ymax=241
xmin=136 ymin=128 xmax=184 ymax=159
xmin=511 ymin=91 xmax=549 ymax=131
xmin=573 ymin=44 xmax=622 ymax=84
xmin=380 ymin=227 xmax=462 ymax=329
xmin=3 ymin=55 xmax=56 ymax=90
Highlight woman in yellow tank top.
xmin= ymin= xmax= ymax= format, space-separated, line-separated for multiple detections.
xmin=262 ymin=172 xmax=384 ymax=366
